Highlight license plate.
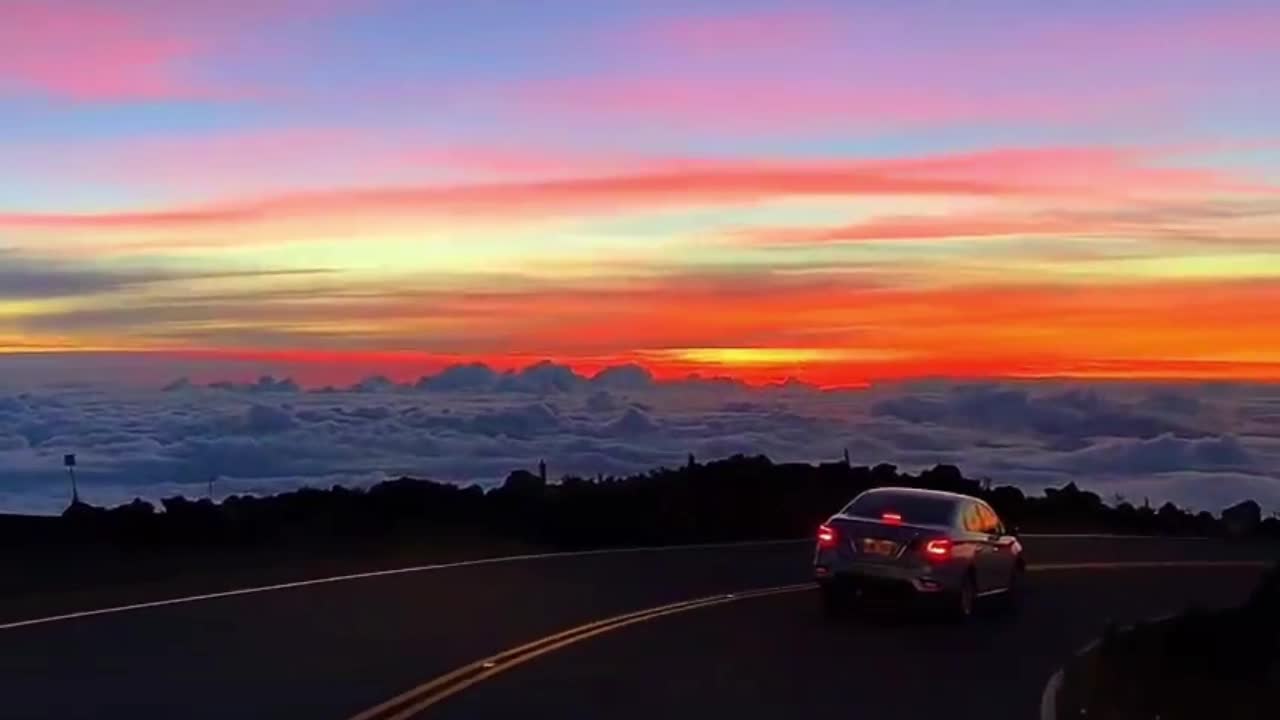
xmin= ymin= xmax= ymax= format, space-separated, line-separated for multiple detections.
xmin=861 ymin=539 xmax=898 ymax=556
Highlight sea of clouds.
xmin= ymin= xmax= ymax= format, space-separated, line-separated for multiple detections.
xmin=2 ymin=361 xmax=1278 ymax=516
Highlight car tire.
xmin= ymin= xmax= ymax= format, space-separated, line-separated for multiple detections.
xmin=999 ymin=563 xmax=1025 ymax=614
xmin=820 ymin=585 xmax=851 ymax=620
xmin=947 ymin=572 xmax=977 ymax=622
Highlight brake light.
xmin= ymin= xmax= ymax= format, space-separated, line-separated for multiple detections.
xmin=924 ymin=538 xmax=952 ymax=560
xmin=881 ymin=512 xmax=902 ymax=525
xmin=817 ymin=524 xmax=838 ymax=548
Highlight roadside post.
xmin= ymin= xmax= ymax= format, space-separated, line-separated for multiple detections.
xmin=64 ymin=453 xmax=79 ymax=504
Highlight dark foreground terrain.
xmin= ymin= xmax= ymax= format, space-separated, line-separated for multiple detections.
xmin=4 ymin=454 xmax=1277 ymax=613
xmin=2 ymin=538 xmax=1276 ymax=720
xmin=3 ymin=456 xmax=1279 ymax=719
xmin=1055 ymin=562 xmax=1280 ymax=720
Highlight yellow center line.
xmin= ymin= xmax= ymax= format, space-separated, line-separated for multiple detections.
xmin=346 ymin=593 xmax=743 ymax=720
xmin=350 ymin=559 xmax=1274 ymax=720
xmin=350 ymin=584 xmax=813 ymax=720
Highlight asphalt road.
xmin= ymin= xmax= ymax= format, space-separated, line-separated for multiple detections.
xmin=1 ymin=537 xmax=1275 ymax=720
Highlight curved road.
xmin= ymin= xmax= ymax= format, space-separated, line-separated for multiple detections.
xmin=1 ymin=537 xmax=1274 ymax=720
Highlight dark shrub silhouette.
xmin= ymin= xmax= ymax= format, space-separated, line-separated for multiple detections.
xmin=1223 ymin=500 xmax=1264 ymax=537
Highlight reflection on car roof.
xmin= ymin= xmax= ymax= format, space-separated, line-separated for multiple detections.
xmin=857 ymin=487 xmax=976 ymax=502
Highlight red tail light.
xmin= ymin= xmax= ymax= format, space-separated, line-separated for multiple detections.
xmin=881 ymin=512 xmax=903 ymax=525
xmin=923 ymin=538 xmax=952 ymax=560
xmin=817 ymin=524 xmax=838 ymax=548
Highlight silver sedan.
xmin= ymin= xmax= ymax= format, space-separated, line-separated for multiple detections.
xmin=813 ymin=487 xmax=1025 ymax=620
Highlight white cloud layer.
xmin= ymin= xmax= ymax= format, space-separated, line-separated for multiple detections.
xmin=1 ymin=364 xmax=1278 ymax=516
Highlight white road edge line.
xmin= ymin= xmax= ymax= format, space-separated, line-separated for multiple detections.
xmin=1039 ymin=635 xmax=1102 ymax=720
xmin=1039 ymin=669 xmax=1064 ymax=720
xmin=0 ymin=534 xmax=1257 ymax=632
xmin=1020 ymin=534 xmax=1212 ymax=540
xmin=1038 ymin=613 xmax=1180 ymax=720
xmin=0 ymin=538 xmax=806 ymax=632
xmin=1028 ymin=560 xmax=1271 ymax=572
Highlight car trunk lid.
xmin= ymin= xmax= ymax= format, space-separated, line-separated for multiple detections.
xmin=827 ymin=515 xmax=946 ymax=564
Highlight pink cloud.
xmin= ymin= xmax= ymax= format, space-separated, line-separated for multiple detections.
xmin=506 ymin=74 xmax=1166 ymax=131
xmin=9 ymin=128 xmax=698 ymax=201
xmin=733 ymin=189 xmax=1280 ymax=247
xmin=17 ymin=128 xmax=406 ymax=195
xmin=736 ymin=214 xmax=1110 ymax=246
xmin=404 ymin=145 xmax=661 ymax=178
xmin=857 ymin=146 xmax=1276 ymax=196
xmin=528 ymin=5 xmax=1279 ymax=133
xmin=0 ymin=164 xmax=1010 ymax=230
xmin=3 ymin=145 xmax=1271 ymax=231
xmin=621 ymin=9 xmax=838 ymax=53
xmin=0 ymin=2 xmax=201 ymax=100
xmin=1194 ymin=9 xmax=1280 ymax=49
xmin=1039 ymin=6 xmax=1280 ymax=57
xmin=0 ymin=0 xmax=358 ymax=101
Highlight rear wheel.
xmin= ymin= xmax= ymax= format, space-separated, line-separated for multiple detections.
xmin=999 ymin=562 xmax=1025 ymax=614
xmin=947 ymin=572 xmax=976 ymax=622
xmin=820 ymin=584 xmax=852 ymax=620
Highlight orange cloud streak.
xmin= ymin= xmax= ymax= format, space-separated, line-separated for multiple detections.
xmin=25 ymin=276 xmax=1279 ymax=386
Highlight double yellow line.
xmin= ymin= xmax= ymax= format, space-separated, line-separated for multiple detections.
xmin=349 ymin=559 xmax=1274 ymax=720
xmin=349 ymin=583 xmax=813 ymax=720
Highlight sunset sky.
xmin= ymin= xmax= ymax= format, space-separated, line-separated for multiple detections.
xmin=3 ymin=0 xmax=1279 ymax=387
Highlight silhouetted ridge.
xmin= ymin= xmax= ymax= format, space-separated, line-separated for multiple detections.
xmin=9 ymin=454 xmax=1276 ymax=551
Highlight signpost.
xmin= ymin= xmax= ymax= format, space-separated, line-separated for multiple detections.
xmin=64 ymin=453 xmax=79 ymax=504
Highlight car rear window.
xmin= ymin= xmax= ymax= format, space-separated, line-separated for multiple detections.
xmin=844 ymin=492 xmax=958 ymax=526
